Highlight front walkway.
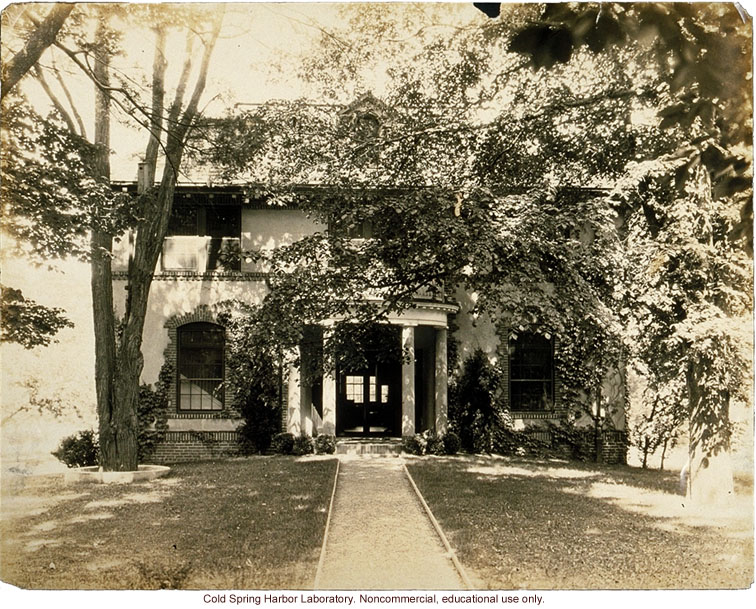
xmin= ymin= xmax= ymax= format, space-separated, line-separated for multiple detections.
xmin=315 ymin=457 xmax=464 ymax=590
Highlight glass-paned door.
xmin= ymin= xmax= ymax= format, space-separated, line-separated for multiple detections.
xmin=337 ymin=362 xmax=399 ymax=436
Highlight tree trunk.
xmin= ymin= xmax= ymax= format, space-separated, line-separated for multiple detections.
xmin=659 ymin=438 xmax=668 ymax=470
xmin=87 ymin=12 xmax=222 ymax=471
xmin=686 ymin=360 xmax=734 ymax=505
xmin=641 ymin=437 xmax=649 ymax=469
xmin=100 ymin=17 xmax=222 ymax=469
xmin=90 ymin=18 xmax=139 ymax=471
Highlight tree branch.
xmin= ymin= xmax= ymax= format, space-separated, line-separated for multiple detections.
xmin=143 ymin=26 xmax=168 ymax=187
xmin=52 ymin=57 xmax=87 ymax=138
xmin=1 ymin=4 xmax=74 ymax=99
xmin=162 ymin=15 xmax=223 ymax=177
xmin=32 ymin=64 xmax=79 ymax=135
xmin=53 ymin=40 xmax=175 ymax=162
xmin=162 ymin=31 xmax=196 ymax=174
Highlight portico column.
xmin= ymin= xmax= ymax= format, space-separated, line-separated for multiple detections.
xmin=401 ymin=325 xmax=416 ymax=436
xmin=286 ymin=351 xmax=302 ymax=435
xmin=434 ymin=327 xmax=448 ymax=434
xmin=322 ymin=374 xmax=336 ymax=435
xmin=321 ymin=327 xmax=336 ymax=435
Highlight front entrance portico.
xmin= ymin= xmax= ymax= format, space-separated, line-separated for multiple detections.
xmin=286 ymin=302 xmax=456 ymax=438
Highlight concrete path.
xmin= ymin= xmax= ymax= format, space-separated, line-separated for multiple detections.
xmin=315 ymin=457 xmax=464 ymax=590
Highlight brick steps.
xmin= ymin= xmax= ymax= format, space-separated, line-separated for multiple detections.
xmin=335 ymin=439 xmax=403 ymax=456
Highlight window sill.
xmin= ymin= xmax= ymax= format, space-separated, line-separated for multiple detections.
xmin=510 ymin=411 xmax=561 ymax=419
xmin=175 ymin=410 xmax=226 ymax=416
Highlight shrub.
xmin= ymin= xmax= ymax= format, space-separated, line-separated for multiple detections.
xmin=402 ymin=431 xmax=456 ymax=456
xmin=401 ymin=434 xmax=425 ymax=455
xmin=470 ymin=411 xmax=496 ymax=453
xmin=271 ymin=432 xmax=295 ymax=454
xmin=426 ymin=432 xmax=446 ymax=456
xmin=235 ymin=364 xmax=281 ymax=455
xmin=443 ymin=431 xmax=461 ymax=455
xmin=224 ymin=323 xmax=281 ymax=455
xmin=52 ymin=430 xmax=99 ymax=468
xmin=292 ymin=434 xmax=315 ymax=456
xmin=237 ymin=398 xmax=281 ymax=455
xmin=314 ymin=434 xmax=336 ymax=454
xmin=449 ymin=350 xmax=501 ymax=452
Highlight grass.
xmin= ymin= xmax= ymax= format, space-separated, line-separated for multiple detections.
xmin=0 ymin=456 xmax=337 ymax=590
xmin=407 ymin=455 xmax=753 ymax=590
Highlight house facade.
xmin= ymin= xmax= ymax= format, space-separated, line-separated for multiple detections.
xmin=111 ymin=179 xmax=627 ymax=464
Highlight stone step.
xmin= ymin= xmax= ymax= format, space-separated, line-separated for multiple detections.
xmin=335 ymin=440 xmax=403 ymax=455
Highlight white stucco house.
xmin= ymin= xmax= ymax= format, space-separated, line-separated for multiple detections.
xmin=109 ymin=97 xmax=628 ymax=463
xmin=109 ymin=179 xmax=627 ymax=464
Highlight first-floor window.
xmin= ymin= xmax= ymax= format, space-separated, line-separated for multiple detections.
xmin=177 ymin=322 xmax=225 ymax=410
xmin=509 ymin=332 xmax=554 ymax=411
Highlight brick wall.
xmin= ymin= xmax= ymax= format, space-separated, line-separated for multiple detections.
xmin=522 ymin=427 xmax=628 ymax=465
xmin=600 ymin=430 xmax=628 ymax=465
xmin=151 ymin=431 xmax=241 ymax=464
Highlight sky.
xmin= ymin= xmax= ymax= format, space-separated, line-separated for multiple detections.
xmin=3 ymin=2 xmax=483 ymax=181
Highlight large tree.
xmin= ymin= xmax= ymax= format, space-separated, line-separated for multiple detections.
xmin=203 ymin=3 xmax=751 ymax=503
xmin=2 ymin=4 xmax=224 ymax=470
xmin=501 ymin=2 xmax=752 ymax=503
xmin=200 ymin=4 xmax=631 ymax=420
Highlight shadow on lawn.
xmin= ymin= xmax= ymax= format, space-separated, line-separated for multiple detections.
xmin=0 ymin=473 xmax=183 ymax=588
xmin=441 ymin=453 xmax=685 ymax=492
xmin=0 ymin=457 xmax=337 ymax=589
xmin=408 ymin=457 xmax=753 ymax=589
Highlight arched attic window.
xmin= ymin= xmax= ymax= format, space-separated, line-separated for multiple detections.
xmin=352 ymin=111 xmax=381 ymax=140
xmin=177 ymin=322 xmax=225 ymax=411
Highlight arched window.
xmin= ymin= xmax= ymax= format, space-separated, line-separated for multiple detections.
xmin=177 ymin=322 xmax=225 ymax=411
xmin=509 ymin=333 xmax=554 ymax=411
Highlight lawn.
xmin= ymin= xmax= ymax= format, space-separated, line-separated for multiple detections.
xmin=407 ymin=456 xmax=753 ymax=590
xmin=0 ymin=456 xmax=337 ymax=589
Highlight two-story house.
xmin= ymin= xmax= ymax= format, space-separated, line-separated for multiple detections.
xmin=110 ymin=182 xmax=626 ymax=463
xmin=110 ymin=97 xmax=627 ymax=464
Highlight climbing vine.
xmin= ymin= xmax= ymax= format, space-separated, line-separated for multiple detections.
xmin=137 ymin=362 xmax=172 ymax=461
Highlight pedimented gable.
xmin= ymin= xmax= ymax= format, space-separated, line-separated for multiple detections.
xmin=339 ymin=92 xmax=394 ymax=140
xmin=339 ymin=92 xmax=390 ymax=119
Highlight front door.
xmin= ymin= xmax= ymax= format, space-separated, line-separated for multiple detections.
xmin=337 ymin=362 xmax=400 ymax=436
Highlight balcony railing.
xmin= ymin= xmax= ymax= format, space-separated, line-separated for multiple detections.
xmin=413 ymin=283 xmax=447 ymax=301
xmin=161 ymin=236 xmax=241 ymax=272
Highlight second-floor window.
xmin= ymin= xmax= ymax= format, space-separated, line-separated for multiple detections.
xmin=162 ymin=205 xmax=241 ymax=272
xmin=329 ymin=217 xmax=374 ymax=240
xmin=346 ymin=219 xmax=373 ymax=239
